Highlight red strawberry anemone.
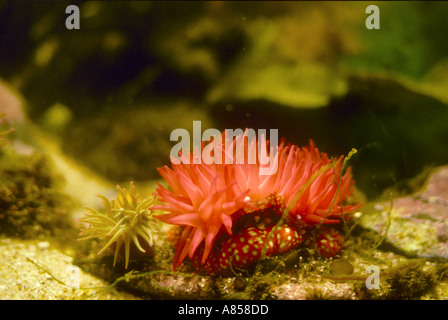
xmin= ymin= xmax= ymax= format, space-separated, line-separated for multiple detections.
xmin=154 ymin=130 xmax=362 ymax=275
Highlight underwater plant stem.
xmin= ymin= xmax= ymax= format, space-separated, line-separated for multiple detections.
xmin=26 ymin=257 xmax=199 ymax=294
xmin=257 ymin=148 xmax=358 ymax=266
xmin=258 ymin=163 xmax=334 ymax=264
xmin=26 ymin=257 xmax=67 ymax=287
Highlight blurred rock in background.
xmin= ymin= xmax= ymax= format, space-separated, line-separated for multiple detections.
xmin=0 ymin=1 xmax=447 ymax=199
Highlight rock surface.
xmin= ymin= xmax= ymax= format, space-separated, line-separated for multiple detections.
xmin=0 ymin=237 xmax=138 ymax=299
xmin=359 ymin=165 xmax=448 ymax=260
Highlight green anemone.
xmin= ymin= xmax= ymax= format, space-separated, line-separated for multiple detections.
xmin=78 ymin=182 xmax=158 ymax=269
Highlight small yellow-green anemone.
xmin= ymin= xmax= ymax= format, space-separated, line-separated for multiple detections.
xmin=78 ymin=182 xmax=158 ymax=269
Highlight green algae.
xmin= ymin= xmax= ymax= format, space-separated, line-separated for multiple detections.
xmin=0 ymin=149 xmax=77 ymax=242
xmin=354 ymin=260 xmax=437 ymax=300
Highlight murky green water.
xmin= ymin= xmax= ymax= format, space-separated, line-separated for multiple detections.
xmin=1 ymin=1 xmax=448 ymax=301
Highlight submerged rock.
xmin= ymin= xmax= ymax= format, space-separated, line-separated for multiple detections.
xmin=62 ymin=101 xmax=215 ymax=182
xmin=0 ymin=151 xmax=76 ymax=241
xmin=359 ymin=165 xmax=448 ymax=260
xmin=0 ymin=237 xmax=139 ymax=299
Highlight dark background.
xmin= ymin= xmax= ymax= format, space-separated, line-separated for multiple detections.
xmin=1 ymin=1 xmax=448 ymax=200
